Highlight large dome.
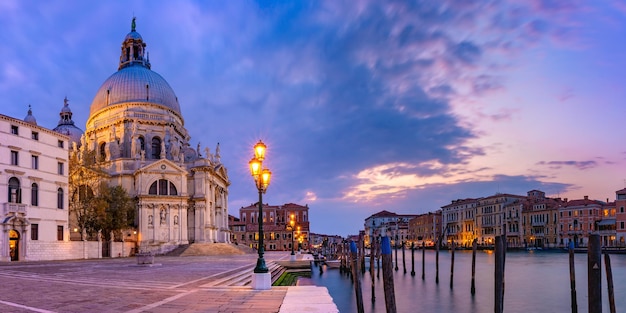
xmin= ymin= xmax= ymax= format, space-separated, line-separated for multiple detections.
xmin=89 ymin=65 xmax=180 ymax=116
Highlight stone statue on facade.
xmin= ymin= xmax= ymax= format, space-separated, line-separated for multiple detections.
xmin=215 ymin=142 xmax=221 ymax=163
xmin=170 ymin=137 xmax=180 ymax=160
xmin=204 ymin=147 xmax=211 ymax=161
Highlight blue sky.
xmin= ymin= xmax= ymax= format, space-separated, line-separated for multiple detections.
xmin=2 ymin=1 xmax=626 ymax=236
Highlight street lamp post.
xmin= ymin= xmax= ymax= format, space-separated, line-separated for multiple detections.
xmin=297 ymin=226 xmax=301 ymax=252
xmin=249 ymin=140 xmax=272 ymax=289
xmin=288 ymin=214 xmax=296 ymax=261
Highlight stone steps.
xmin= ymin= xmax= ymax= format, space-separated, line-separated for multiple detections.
xmin=200 ymin=261 xmax=286 ymax=287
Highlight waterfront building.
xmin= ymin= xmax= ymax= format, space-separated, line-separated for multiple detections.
xmin=598 ymin=199 xmax=617 ymax=247
xmin=441 ymin=198 xmax=478 ymax=246
xmin=558 ymin=196 xmax=603 ymax=247
xmin=616 ymin=188 xmax=626 ymax=246
xmin=0 ymin=110 xmax=70 ymax=261
xmin=72 ymin=20 xmax=230 ymax=253
xmin=407 ymin=211 xmax=441 ymax=247
xmin=519 ymin=190 xmax=563 ymax=248
xmin=363 ymin=210 xmax=417 ymax=247
xmin=233 ymin=203 xmax=310 ymax=251
xmin=475 ymin=193 xmax=526 ymax=245
xmin=309 ymin=233 xmax=343 ymax=251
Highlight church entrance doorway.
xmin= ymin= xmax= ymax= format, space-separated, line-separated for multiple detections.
xmin=9 ymin=229 xmax=19 ymax=261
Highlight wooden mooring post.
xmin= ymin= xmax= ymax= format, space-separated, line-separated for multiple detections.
xmin=410 ymin=242 xmax=415 ymax=276
xmin=394 ymin=241 xmax=399 ymax=271
xmin=370 ymin=238 xmax=376 ymax=303
xmin=604 ymin=251 xmax=616 ymax=313
xmin=494 ymin=236 xmax=505 ymax=313
xmin=421 ymin=241 xmax=425 ymax=280
xmin=471 ymin=239 xmax=477 ymax=295
xmin=350 ymin=241 xmax=364 ymax=313
xmin=588 ymin=234 xmax=601 ymax=313
xmin=381 ymin=237 xmax=397 ymax=313
xmin=360 ymin=236 xmax=366 ymax=274
xmin=402 ymin=241 xmax=406 ymax=274
xmin=568 ymin=241 xmax=577 ymax=313
xmin=435 ymin=239 xmax=440 ymax=284
xmin=450 ymin=241 xmax=455 ymax=290
xmin=377 ymin=250 xmax=381 ymax=279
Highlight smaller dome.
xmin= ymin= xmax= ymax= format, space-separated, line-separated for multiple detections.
xmin=54 ymin=125 xmax=84 ymax=146
xmin=24 ymin=105 xmax=37 ymax=125
xmin=53 ymin=97 xmax=84 ymax=147
xmin=125 ymin=31 xmax=143 ymax=41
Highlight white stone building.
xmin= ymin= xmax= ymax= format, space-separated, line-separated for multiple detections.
xmin=74 ymin=20 xmax=230 ymax=253
xmin=0 ymin=110 xmax=70 ymax=261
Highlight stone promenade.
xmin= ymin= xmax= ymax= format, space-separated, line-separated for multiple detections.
xmin=0 ymin=251 xmax=338 ymax=313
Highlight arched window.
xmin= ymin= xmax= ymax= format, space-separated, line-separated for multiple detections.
xmin=148 ymin=179 xmax=177 ymax=195
xmin=151 ymin=137 xmax=161 ymax=159
xmin=99 ymin=142 xmax=106 ymax=161
xmin=57 ymin=188 xmax=64 ymax=209
xmin=8 ymin=177 xmax=21 ymax=203
xmin=31 ymin=183 xmax=38 ymax=206
xmin=138 ymin=136 xmax=145 ymax=151
xmin=169 ymin=182 xmax=177 ymax=195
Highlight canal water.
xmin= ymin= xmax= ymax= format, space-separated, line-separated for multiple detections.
xmin=309 ymin=249 xmax=626 ymax=313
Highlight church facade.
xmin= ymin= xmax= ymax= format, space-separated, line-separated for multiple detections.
xmin=72 ymin=20 xmax=231 ymax=253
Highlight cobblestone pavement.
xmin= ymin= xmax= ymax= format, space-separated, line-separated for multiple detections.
xmin=0 ymin=252 xmax=293 ymax=313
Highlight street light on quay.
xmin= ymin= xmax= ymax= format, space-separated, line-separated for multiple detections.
xmin=249 ymin=140 xmax=272 ymax=290
xmin=288 ymin=214 xmax=296 ymax=261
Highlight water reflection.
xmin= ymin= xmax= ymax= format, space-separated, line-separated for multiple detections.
xmin=311 ymin=250 xmax=626 ymax=313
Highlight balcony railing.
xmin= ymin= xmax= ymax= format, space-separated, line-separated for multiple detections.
xmin=3 ymin=203 xmax=27 ymax=215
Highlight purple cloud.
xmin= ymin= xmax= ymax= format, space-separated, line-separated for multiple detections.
xmin=536 ymin=160 xmax=598 ymax=170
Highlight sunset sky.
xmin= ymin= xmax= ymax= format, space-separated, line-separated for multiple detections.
xmin=1 ymin=1 xmax=625 ymax=236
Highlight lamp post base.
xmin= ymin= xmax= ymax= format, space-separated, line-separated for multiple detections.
xmin=290 ymin=254 xmax=297 ymax=261
xmin=251 ymin=272 xmax=272 ymax=290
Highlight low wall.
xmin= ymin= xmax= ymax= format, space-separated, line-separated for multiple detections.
xmin=25 ymin=240 xmax=136 ymax=262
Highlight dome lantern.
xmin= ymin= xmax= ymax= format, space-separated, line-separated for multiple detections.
xmin=119 ymin=17 xmax=150 ymax=70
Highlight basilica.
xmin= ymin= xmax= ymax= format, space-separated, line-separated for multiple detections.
xmin=1 ymin=19 xmax=231 ymax=261
xmin=73 ymin=19 xmax=231 ymax=253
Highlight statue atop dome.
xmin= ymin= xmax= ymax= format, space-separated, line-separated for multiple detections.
xmin=131 ymin=17 xmax=136 ymax=32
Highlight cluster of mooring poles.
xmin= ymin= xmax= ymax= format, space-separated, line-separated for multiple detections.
xmin=327 ymin=231 xmax=617 ymax=313
xmin=569 ymin=234 xmax=617 ymax=313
